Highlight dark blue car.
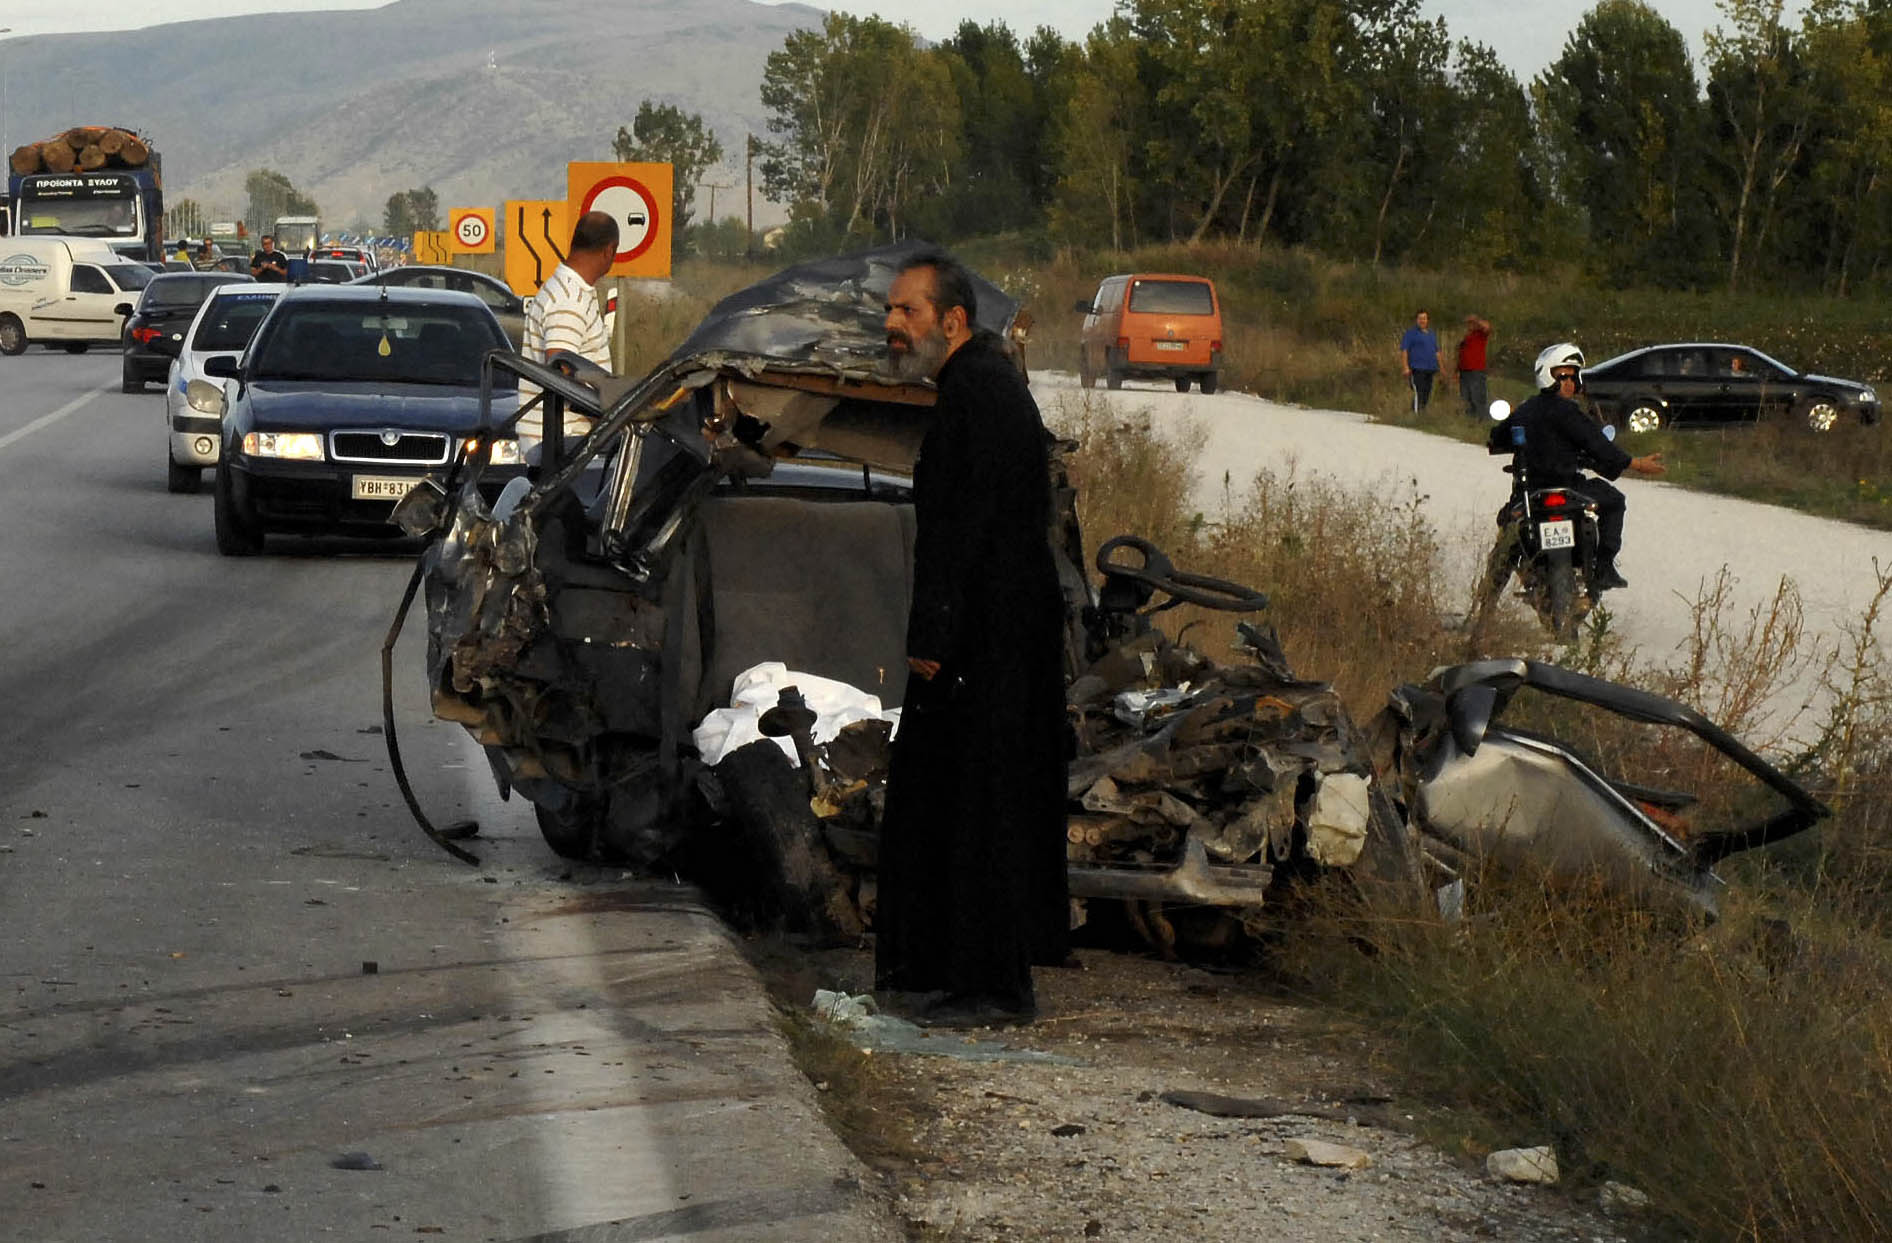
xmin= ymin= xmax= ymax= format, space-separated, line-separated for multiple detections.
xmin=205 ymin=285 xmax=524 ymax=555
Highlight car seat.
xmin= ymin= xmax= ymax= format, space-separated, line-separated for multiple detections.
xmin=675 ymin=495 xmax=918 ymax=722
xmin=415 ymin=321 xmax=466 ymax=382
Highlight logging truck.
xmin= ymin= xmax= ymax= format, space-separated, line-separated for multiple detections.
xmin=6 ymin=126 xmax=165 ymax=263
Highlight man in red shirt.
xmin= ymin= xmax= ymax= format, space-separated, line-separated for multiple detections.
xmin=1453 ymin=313 xmax=1491 ymax=418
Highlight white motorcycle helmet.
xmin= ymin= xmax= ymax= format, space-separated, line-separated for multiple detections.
xmin=1534 ymin=342 xmax=1585 ymax=391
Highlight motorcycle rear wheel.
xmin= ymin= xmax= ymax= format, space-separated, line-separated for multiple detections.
xmin=1545 ymin=549 xmax=1578 ymax=641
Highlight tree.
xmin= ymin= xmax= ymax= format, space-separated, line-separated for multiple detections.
xmin=1534 ymin=0 xmax=1711 ymax=283
xmin=1049 ymin=22 xmax=1144 ymax=250
xmin=383 ymin=187 xmax=440 ymax=237
xmin=168 ymin=197 xmax=208 ymax=241
xmin=242 ymin=169 xmax=317 ymax=239
xmin=758 ymin=14 xmax=961 ymax=241
xmin=614 ymin=101 xmax=726 ymax=242
xmin=1705 ymin=0 xmax=1815 ymax=288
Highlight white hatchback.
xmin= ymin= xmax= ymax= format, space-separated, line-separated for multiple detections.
xmin=164 ymin=284 xmax=284 ymax=493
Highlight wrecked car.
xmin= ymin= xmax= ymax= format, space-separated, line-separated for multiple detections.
xmin=1373 ymin=659 xmax=1829 ymax=919
xmin=385 ymin=242 xmax=1421 ymax=935
xmin=385 ymin=242 xmax=1827 ymax=944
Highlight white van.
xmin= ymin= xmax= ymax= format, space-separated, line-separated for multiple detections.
xmin=0 ymin=236 xmax=154 ymax=355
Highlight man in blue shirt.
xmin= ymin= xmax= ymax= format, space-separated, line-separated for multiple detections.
xmin=1398 ymin=309 xmax=1440 ymax=412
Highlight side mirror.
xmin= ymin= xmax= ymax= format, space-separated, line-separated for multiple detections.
xmin=506 ymin=296 xmax=525 ymax=315
xmin=1488 ymin=399 xmax=1511 ymax=422
xmin=203 ymin=354 xmax=242 ymax=379
xmin=1073 ymin=299 xmax=1093 ymax=314
xmin=115 ymin=302 xmax=134 ymax=317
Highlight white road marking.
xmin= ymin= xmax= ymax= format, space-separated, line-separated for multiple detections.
xmin=0 ymin=386 xmax=109 ymax=455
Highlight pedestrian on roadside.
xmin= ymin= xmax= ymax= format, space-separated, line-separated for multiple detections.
xmin=874 ymin=250 xmax=1070 ymax=1030
xmin=1399 ymin=309 xmax=1440 ymax=413
xmin=518 ymin=209 xmax=618 ymax=456
xmin=1454 ymin=313 xmax=1491 ymax=418
xmin=249 ymin=235 xmax=289 ymax=283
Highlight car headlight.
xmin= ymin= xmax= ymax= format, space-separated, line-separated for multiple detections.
xmin=185 ymin=379 xmax=225 ymax=415
xmin=1860 ymin=388 xmax=1878 ymax=405
xmin=241 ymin=431 xmax=326 ymax=460
xmin=464 ymin=436 xmax=522 ymax=465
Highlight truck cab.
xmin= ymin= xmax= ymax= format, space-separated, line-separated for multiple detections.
xmin=10 ymin=171 xmax=164 ymax=264
xmin=272 ymin=216 xmax=321 ymax=257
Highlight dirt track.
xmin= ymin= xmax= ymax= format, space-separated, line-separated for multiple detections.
xmin=1035 ymin=371 xmax=1887 ymax=741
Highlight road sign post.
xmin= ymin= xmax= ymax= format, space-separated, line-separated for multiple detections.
xmin=502 ymin=199 xmax=571 ymax=296
xmin=447 ymin=208 xmax=495 ymax=254
xmin=566 ymin=162 xmax=673 ymax=280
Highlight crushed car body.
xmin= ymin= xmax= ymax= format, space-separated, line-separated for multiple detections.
xmin=393 ymin=242 xmax=1828 ymax=938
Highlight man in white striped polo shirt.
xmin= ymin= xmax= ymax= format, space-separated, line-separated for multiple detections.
xmin=518 ymin=210 xmax=618 ymax=454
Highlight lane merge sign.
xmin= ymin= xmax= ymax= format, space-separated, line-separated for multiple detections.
xmin=412 ymin=231 xmax=453 ymax=265
xmin=448 ymin=207 xmax=496 ymax=254
xmin=503 ymin=200 xmax=571 ymax=296
xmin=566 ymin=161 xmax=672 ymax=279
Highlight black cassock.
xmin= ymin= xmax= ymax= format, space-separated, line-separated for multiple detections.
xmin=874 ymin=331 xmax=1070 ymax=1011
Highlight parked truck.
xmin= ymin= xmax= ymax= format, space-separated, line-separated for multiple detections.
xmin=6 ymin=126 xmax=165 ymax=263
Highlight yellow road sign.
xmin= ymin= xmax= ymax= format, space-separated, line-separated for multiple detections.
xmin=566 ymin=161 xmax=672 ymax=279
xmin=411 ymin=230 xmax=454 ymax=265
xmin=503 ymin=199 xmax=570 ymax=296
xmin=448 ymin=207 xmax=496 ymax=254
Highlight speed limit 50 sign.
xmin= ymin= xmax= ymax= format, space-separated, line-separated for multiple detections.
xmin=448 ymin=207 xmax=496 ymax=254
xmin=566 ymin=162 xmax=672 ymax=279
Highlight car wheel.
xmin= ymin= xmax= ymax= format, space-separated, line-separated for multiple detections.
xmin=1174 ymin=377 xmax=1192 ymax=393
xmin=1078 ymin=351 xmax=1096 ymax=389
xmin=62 ymin=343 xmax=90 ymax=355
xmin=122 ymin=370 xmax=145 ymax=394
xmin=533 ymin=794 xmax=603 ymax=860
xmin=213 ymin=461 xmax=265 ymax=555
xmin=1199 ymin=372 xmax=1219 ymax=396
xmin=1624 ymin=401 xmax=1663 ymax=435
xmin=1800 ymin=398 xmax=1841 ymax=432
xmin=167 ymin=457 xmax=201 ymax=494
xmin=1106 ymin=369 xmax=1123 ymax=391
xmin=0 ymin=315 xmax=27 ymax=356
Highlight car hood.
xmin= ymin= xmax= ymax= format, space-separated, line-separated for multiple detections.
xmin=246 ymin=381 xmax=519 ymax=432
xmin=1800 ymin=373 xmax=1873 ymax=395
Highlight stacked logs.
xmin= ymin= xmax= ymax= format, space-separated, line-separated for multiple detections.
xmin=10 ymin=128 xmax=152 ymax=177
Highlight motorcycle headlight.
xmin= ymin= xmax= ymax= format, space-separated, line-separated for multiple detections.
xmin=463 ymin=436 xmax=522 ymax=465
xmin=241 ymin=431 xmax=326 ymax=461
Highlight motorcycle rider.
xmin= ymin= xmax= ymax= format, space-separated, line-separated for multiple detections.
xmin=1491 ymin=343 xmax=1665 ymax=591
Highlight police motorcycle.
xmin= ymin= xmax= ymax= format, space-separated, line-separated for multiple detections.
xmin=1477 ymin=401 xmax=1616 ymax=642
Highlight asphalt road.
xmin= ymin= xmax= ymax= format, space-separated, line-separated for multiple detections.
xmin=0 ymin=351 xmax=893 ymax=1242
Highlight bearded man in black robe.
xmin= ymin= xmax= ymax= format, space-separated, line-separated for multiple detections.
xmin=873 ymin=252 xmax=1070 ymax=1028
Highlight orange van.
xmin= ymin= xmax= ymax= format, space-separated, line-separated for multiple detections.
xmin=1075 ymin=273 xmax=1223 ymax=393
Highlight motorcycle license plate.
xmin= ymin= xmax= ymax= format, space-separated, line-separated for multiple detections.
xmin=1538 ymin=519 xmax=1576 ymax=550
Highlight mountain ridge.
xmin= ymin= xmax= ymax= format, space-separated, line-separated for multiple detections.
xmin=2 ymin=0 xmax=823 ymax=226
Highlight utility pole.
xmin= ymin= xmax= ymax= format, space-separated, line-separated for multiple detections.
xmin=745 ymin=134 xmax=758 ymax=260
xmin=702 ymin=181 xmax=733 ymax=228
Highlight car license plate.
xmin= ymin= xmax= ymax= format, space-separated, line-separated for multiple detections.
xmin=1155 ymin=340 xmax=1187 ymax=351
xmin=352 ymin=476 xmax=416 ymax=502
xmin=1538 ymin=519 xmax=1576 ymax=550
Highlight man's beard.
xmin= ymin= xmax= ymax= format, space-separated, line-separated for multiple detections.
xmin=888 ymin=326 xmax=951 ymax=380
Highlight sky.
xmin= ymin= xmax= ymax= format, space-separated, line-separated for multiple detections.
xmin=0 ymin=0 xmax=1777 ymax=82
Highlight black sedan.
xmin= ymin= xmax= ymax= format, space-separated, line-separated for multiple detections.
xmin=353 ymin=264 xmax=527 ymax=347
xmin=206 ymin=286 xmax=524 ymax=555
xmin=117 ymin=271 xmax=252 ymax=391
xmin=1585 ymin=343 xmax=1880 ymax=434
